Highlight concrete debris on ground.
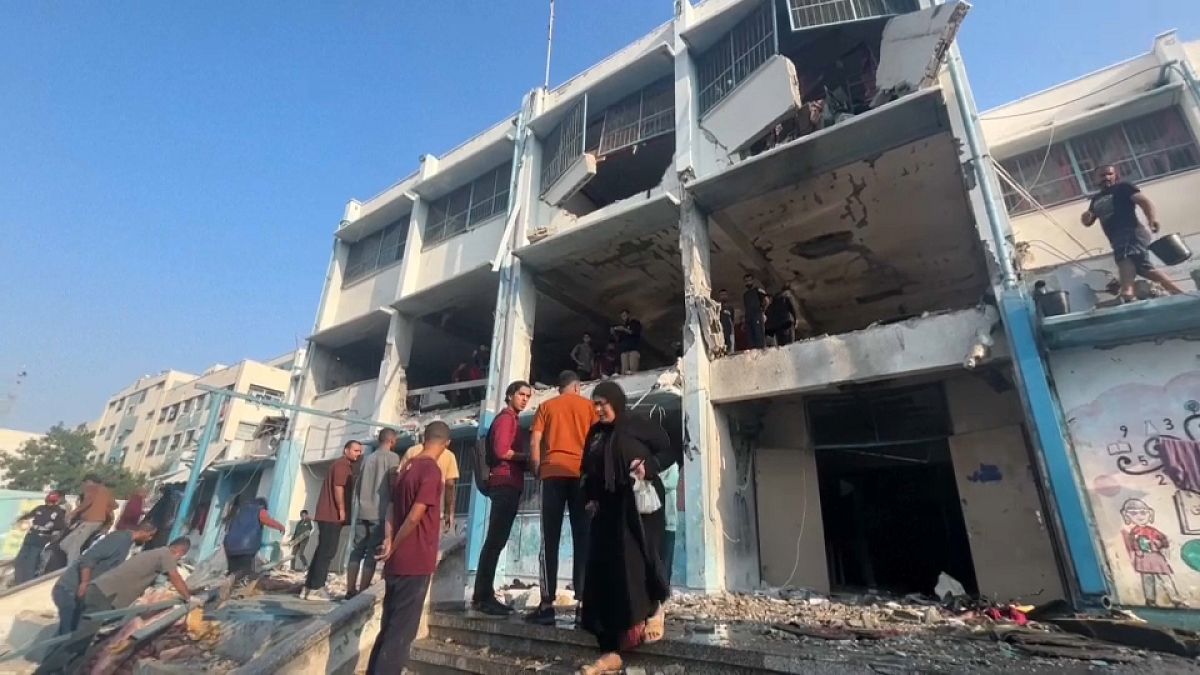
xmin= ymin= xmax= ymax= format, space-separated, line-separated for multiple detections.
xmin=81 ymin=565 xmax=339 ymax=675
xmin=498 ymin=580 xmax=576 ymax=611
xmin=663 ymin=588 xmax=1200 ymax=671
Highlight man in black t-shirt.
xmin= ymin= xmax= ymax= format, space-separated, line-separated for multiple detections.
xmin=13 ymin=492 xmax=67 ymax=584
xmin=1082 ymin=165 xmax=1183 ymax=300
xmin=742 ymin=274 xmax=770 ymax=349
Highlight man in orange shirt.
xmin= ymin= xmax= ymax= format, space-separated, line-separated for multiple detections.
xmin=525 ymin=371 xmax=598 ymax=625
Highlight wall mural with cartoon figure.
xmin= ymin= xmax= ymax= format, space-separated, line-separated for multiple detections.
xmin=1048 ymin=338 xmax=1200 ymax=607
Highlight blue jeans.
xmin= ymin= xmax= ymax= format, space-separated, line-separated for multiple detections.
xmin=51 ymin=582 xmax=81 ymax=636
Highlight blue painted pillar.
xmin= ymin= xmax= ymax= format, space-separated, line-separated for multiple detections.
xmin=170 ymin=390 xmax=226 ymax=543
xmin=998 ymin=289 xmax=1108 ymax=599
xmin=264 ymin=439 xmax=301 ymax=561
xmin=466 ymin=412 xmax=496 ymax=580
xmin=197 ymin=470 xmax=232 ymax=561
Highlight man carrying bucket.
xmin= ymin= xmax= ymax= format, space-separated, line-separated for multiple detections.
xmin=1081 ymin=165 xmax=1185 ymax=301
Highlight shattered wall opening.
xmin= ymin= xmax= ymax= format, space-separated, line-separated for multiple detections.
xmin=407 ymin=300 xmax=497 ymax=411
xmin=753 ymin=370 xmax=1066 ymax=602
xmin=807 ymin=382 xmax=978 ymax=595
xmin=311 ymin=333 xmax=385 ymax=395
xmin=707 ymin=131 xmax=990 ymax=338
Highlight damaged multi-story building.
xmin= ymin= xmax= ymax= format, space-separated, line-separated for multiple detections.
xmin=275 ymin=0 xmax=1103 ymax=608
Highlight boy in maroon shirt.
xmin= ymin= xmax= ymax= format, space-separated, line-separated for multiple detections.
xmin=366 ymin=421 xmax=451 ymax=673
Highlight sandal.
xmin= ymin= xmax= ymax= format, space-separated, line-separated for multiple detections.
xmin=578 ymin=652 xmax=623 ymax=674
xmin=645 ymin=608 xmax=666 ymax=643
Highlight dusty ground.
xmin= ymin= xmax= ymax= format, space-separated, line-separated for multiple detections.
xmin=478 ymin=583 xmax=1200 ymax=673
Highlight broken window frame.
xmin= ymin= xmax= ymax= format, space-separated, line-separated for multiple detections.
xmin=586 ymin=76 xmax=676 ymax=157
xmin=424 ymin=161 xmax=513 ymax=248
xmin=785 ymin=0 xmax=919 ymax=32
xmin=1000 ymin=107 xmax=1200 ymax=215
xmin=696 ymin=0 xmax=778 ymax=115
xmin=540 ymin=96 xmax=588 ymax=194
xmin=344 ymin=217 xmax=409 ymax=285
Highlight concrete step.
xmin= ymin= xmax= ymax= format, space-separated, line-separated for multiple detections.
xmin=420 ymin=609 xmax=875 ymax=674
xmin=409 ymin=639 xmax=576 ymax=675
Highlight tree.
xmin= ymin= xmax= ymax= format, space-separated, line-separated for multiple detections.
xmin=0 ymin=424 xmax=147 ymax=498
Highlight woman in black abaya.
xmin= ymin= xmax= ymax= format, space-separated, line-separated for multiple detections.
xmin=578 ymin=381 xmax=679 ymax=674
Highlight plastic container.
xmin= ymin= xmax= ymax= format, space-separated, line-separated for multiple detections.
xmin=1037 ymin=290 xmax=1070 ymax=317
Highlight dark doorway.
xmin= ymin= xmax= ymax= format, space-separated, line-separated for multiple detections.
xmin=807 ymin=383 xmax=977 ymax=595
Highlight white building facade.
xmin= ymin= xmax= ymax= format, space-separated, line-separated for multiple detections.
xmin=284 ymin=0 xmax=1104 ymax=605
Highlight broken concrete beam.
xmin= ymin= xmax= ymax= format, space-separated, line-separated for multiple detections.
xmin=709 ymin=306 xmax=1003 ymax=403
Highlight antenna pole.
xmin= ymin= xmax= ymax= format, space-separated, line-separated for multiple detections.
xmin=543 ymin=0 xmax=556 ymax=89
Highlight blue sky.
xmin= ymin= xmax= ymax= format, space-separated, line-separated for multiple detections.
xmin=1 ymin=0 xmax=1198 ymax=433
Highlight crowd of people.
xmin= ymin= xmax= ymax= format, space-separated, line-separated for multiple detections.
xmin=338 ymin=372 xmax=681 ymax=674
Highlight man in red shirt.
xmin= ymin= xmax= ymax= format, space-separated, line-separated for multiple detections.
xmin=471 ymin=380 xmax=532 ymax=616
xmin=366 ymin=421 xmax=451 ymax=673
xmin=303 ymin=440 xmax=362 ymax=601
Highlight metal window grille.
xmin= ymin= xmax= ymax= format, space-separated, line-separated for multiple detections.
xmin=344 ymin=218 xmax=409 ymax=284
xmin=697 ymin=1 xmax=776 ymax=114
xmin=541 ymin=96 xmax=587 ymax=193
xmin=592 ymin=76 xmax=675 ymax=157
xmin=999 ymin=108 xmax=1200 ymax=216
xmin=425 ymin=161 xmax=513 ymax=248
xmin=786 ymin=0 xmax=918 ymax=32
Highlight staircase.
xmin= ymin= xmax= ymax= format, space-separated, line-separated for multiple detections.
xmin=408 ymin=608 xmax=876 ymax=675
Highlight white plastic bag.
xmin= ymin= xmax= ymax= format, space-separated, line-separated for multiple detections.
xmin=632 ymin=477 xmax=662 ymax=515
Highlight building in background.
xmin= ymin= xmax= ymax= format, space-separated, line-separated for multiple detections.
xmin=273 ymin=0 xmax=1102 ymax=611
xmin=982 ymin=31 xmax=1200 ymax=620
xmin=89 ymin=356 xmax=292 ymax=478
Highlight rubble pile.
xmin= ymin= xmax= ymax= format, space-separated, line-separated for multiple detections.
xmin=671 ymin=588 xmax=950 ymax=634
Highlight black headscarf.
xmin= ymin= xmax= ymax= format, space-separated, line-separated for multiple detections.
xmin=592 ymin=380 xmax=628 ymax=493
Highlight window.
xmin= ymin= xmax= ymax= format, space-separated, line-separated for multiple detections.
xmin=183 ymin=398 xmax=193 ymax=414
xmin=786 ymin=0 xmax=918 ymax=32
xmin=586 ymin=76 xmax=675 ymax=157
xmin=137 ymin=389 xmax=148 ymax=404
xmin=171 ymin=433 xmax=182 ymax=450
xmin=425 ymin=162 xmax=512 ymax=247
xmin=115 ymin=397 xmax=124 ymax=411
xmin=344 ymin=218 xmax=409 ymax=284
xmin=1001 ymin=108 xmax=1200 ymax=215
xmin=248 ymin=385 xmax=285 ymax=403
xmin=541 ymin=97 xmax=587 ymax=192
xmin=235 ymin=422 xmax=259 ymax=441
xmin=167 ymin=404 xmax=179 ymax=422
xmin=159 ymin=407 xmax=169 ymax=422
xmin=184 ymin=429 xmax=196 ymax=446
xmin=149 ymin=439 xmax=159 ymax=455
xmin=697 ymin=1 xmax=777 ymax=114
xmin=105 ymin=426 xmax=114 ymax=440
xmin=160 ymin=436 xmax=170 ymax=454
xmin=135 ymin=442 xmax=144 ymax=456
xmin=146 ymin=409 xmax=154 ymax=420
xmin=197 ymin=393 xmax=207 ymax=410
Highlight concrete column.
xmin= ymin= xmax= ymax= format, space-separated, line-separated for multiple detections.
xmin=467 ymin=92 xmax=540 ymax=579
xmin=373 ymin=310 xmax=416 ymax=424
xmin=678 ymin=194 xmax=724 ymax=592
xmin=398 ymin=155 xmax=438 ymax=298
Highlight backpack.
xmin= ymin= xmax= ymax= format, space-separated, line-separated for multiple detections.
xmin=474 ymin=420 xmax=502 ymax=496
